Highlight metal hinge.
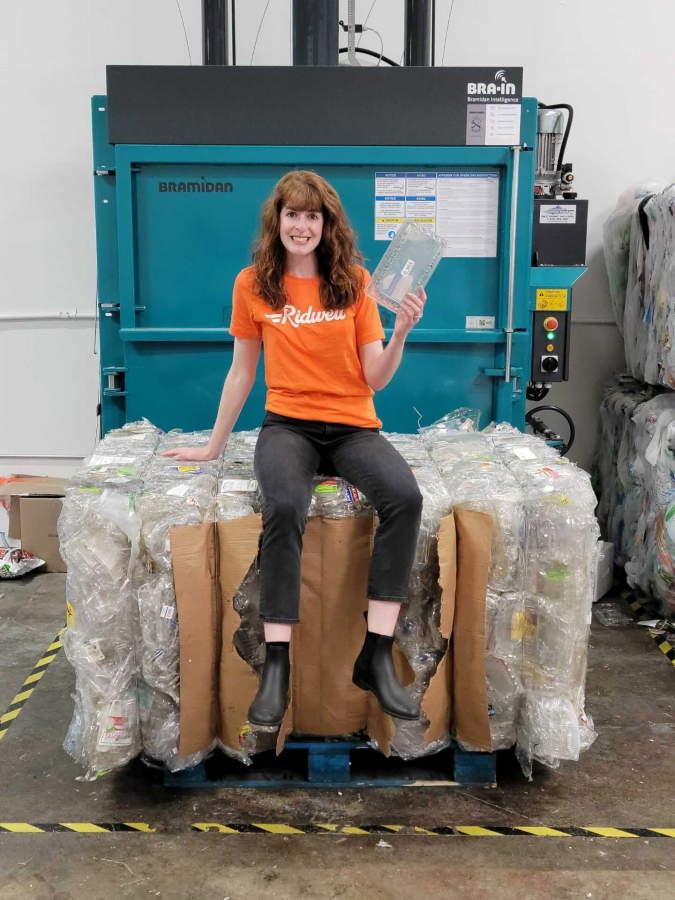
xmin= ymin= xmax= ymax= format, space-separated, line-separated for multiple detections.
xmin=481 ymin=367 xmax=523 ymax=378
xmin=95 ymin=165 xmax=141 ymax=177
xmin=99 ymin=303 xmax=146 ymax=316
xmin=102 ymin=366 xmax=128 ymax=397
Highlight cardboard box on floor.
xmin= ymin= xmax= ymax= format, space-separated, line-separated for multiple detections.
xmin=170 ymin=507 xmax=494 ymax=758
xmin=1 ymin=476 xmax=70 ymax=573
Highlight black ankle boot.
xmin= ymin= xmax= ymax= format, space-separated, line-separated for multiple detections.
xmin=352 ymin=617 xmax=420 ymax=721
xmin=248 ymin=642 xmax=290 ymax=727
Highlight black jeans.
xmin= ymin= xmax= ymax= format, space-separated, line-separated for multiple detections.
xmin=254 ymin=412 xmax=424 ymax=624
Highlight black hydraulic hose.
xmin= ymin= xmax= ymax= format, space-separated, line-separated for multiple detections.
xmin=338 ymin=47 xmax=400 ymax=66
xmin=526 ymin=405 xmax=576 ymax=456
xmin=538 ymin=103 xmax=574 ymax=172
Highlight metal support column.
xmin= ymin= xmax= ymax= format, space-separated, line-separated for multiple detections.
xmin=404 ymin=0 xmax=435 ymax=67
xmin=202 ymin=0 xmax=229 ymax=66
xmin=292 ymin=0 xmax=339 ymax=66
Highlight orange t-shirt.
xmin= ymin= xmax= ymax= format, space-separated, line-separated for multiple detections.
xmin=229 ymin=266 xmax=385 ymax=428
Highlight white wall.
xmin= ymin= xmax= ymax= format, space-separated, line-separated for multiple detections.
xmin=1 ymin=0 xmax=673 ymax=479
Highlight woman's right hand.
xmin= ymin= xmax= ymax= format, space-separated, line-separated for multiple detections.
xmin=161 ymin=446 xmax=221 ymax=461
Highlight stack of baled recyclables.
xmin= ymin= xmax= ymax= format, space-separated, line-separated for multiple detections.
xmin=597 ymin=182 xmax=675 ymax=617
xmin=594 ymin=376 xmax=675 ymax=618
xmin=59 ymin=409 xmax=599 ymax=782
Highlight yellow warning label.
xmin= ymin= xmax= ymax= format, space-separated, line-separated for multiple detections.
xmin=375 ymin=218 xmax=405 ymax=224
xmin=66 ymin=600 xmax=75 ymax=628
xmin=536 ymin=289 xmax=568 ymax=311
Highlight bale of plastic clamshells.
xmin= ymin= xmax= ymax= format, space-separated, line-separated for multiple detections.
xmin=60 ymin=409 xmax=600 ymax=780
xmin=593 ymin=377 xmax=675 ymax=619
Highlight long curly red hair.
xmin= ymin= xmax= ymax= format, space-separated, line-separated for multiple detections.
xmin=252 ymin=170 xmax=365 ymax=312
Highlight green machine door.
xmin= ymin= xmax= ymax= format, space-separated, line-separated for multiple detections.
xmin=93 ymin=97 xmax=538 ymax=436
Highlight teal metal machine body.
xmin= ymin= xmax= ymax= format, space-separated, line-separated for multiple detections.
xmin=92 ymin=94 xmax=583 ymax=436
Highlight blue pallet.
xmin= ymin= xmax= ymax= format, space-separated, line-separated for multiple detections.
xmin=164 ymin=740 xmax=497 ymax=789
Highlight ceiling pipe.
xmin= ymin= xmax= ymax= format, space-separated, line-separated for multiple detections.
xmin=404 ymin=0 xmax=435 ymax=66
xmin=292 ymin=0 xmax=339 ymax=66
xmin=202 ymin=0 xmax=229 ymax=66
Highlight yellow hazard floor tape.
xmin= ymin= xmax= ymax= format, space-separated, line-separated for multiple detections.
xmin=0 ymin=823 xmax=673 ymax=836
xmin=0 ymin=627 xmax=66 ymax=743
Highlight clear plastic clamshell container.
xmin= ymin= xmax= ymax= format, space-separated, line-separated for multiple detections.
xmin=366 ymin=220 xmax=446 ymax=315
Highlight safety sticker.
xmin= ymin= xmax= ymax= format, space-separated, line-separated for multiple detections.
xmin=536 ymin=289 xmax=568 ymax=311
xmin=466 ymin=316 xmax=495 ymax=330
xmin=540 ymin=204 xmax=576 ymax=225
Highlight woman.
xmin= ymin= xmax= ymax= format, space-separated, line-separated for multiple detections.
xmin=164 ymin=170 xmax=426 ymax=727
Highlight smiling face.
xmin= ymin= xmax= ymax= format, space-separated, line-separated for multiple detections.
xmin=279 ymin=206 xmax=324 ymax=261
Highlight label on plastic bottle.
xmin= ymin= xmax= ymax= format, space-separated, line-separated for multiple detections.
xmin=546 ymin=493 xmax=570 ymax=505
xmin=511 ymin=611 xmax=537 ymax=641
xmin=512 ymin=447 xmax=537 ymax=461
xmin=83 ymin=639 xmax=105 ymax=662
xmin=345 ymin=485 xmax=362 ymax=507
xmin=166 ymin=483 xmax=191 ymax=497
xmin=106 ymin=433 xmax=147 ymax=441
xmin=545 ymin=563 xmax=569 ymax=583
xmin=665 ymin=503 xmax=675 ymax=544
xmin=314 ymin=480 xmax=338 ymax=494
xmin=98 ymin=699 xmax=133 ymax=748
xmin=87 ymin=455 xmax=136 ymax=467
xmin=219 ymin=479 xmax=258 ymax=493
xmin=136 ymin=685 xmax=154 ymax=723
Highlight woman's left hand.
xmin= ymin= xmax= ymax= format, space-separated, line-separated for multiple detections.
xmin=393 ymin=286 xmax=426 ymax=340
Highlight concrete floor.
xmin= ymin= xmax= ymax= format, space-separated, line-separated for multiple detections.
xmin=0 ymin=573 xmax=673 ymax=900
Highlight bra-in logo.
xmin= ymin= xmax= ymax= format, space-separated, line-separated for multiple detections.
xmin=265 ymin=305 xmax=347 ymax=328
xmin=467 ymin=69 xmax=516 ymax=96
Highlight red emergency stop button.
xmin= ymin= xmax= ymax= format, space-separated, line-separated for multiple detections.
xmin=543 ymin=317 xmax=559 ymax=331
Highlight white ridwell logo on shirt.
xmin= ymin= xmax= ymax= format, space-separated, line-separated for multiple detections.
xmin=265 ymin=304 xmax=347 ymax=328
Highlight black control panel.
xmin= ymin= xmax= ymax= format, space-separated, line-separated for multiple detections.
xmin=530 ymin=310 xmax=571 ymax=383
